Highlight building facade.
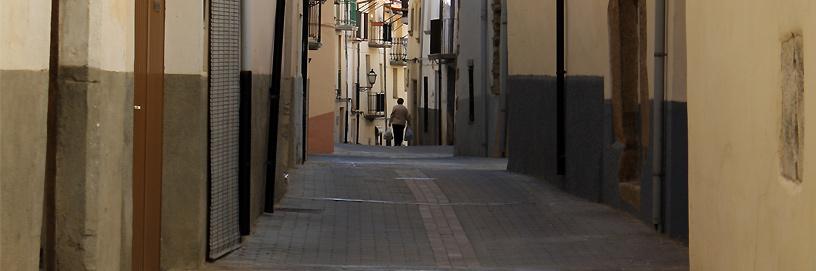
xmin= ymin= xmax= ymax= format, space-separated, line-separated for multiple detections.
xmin=307 ymin=0 xmax=339 ymax=154
xmin=504 ymin=0 xmax=689 ymax=241
xmin=0 ymin=0 xmax=306 ymax=269
xmin=687 ymin=0 xmax=816 ymax=269
xmin=453 ymin=0 xmax=508 ymax=158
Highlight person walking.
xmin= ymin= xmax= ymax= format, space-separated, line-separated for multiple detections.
xmin=390 ymin=98 xmax=411 ymax=146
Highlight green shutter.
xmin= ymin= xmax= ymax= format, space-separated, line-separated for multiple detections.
xmin=350 ymin=1 xmax=358 ymax=24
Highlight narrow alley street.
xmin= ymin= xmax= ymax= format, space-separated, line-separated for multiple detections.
xmin=209 ymin=145 xmax=688 ymax=271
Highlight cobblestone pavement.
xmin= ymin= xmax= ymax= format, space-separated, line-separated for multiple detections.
xmin=209 ymin=145 xmax=688 ymax=271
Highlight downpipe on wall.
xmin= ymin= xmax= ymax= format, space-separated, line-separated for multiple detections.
xmin=265 ymin=0 xmax=288 ymax=212
xmin=651 ymin=0 xmax=667 ymax=232
xmin=482 ymin=0 xmax=489 ymax=156
xmin=301 ymin=0 xmax=310 ymax=162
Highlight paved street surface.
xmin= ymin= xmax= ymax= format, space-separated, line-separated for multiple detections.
xmin=209 ymin=144 xmax=688 ymax=270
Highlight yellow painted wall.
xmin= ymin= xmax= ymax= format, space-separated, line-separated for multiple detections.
xmin=308 ymin=2 xmax=338 ymax=119
xmin=507 ymin=0 xmax=555 ymax=76
xmin=565 ymin=0 xmax=611 ymax=98
xmin=687 ymin=0 xmax=816 ymax=270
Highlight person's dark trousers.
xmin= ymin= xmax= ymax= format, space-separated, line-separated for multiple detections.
xmin=393 ymin=124 xmax=405 ymax=146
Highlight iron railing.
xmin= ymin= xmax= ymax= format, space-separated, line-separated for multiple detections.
xmin=390 ymin=37 xmax=408 ymax=66
xmin=307 ymin=0 xmax=324 ymax=50
xmin=368 ymin=21 xmax=393 ymax=48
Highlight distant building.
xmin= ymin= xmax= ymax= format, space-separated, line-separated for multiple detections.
xmin=322 ymin=0 xmax=410 ymax=147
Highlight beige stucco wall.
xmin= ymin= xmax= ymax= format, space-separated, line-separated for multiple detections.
xmin=244 ymin=0 xmax=277 ymax=74
xmin=666 ymin=0 xmax=686 ymax=103
xmin=506 ymin=0 xmax=679 ymax=102
xmin=53 ymin=0 xmax=135 ymax=270
xmin=59 ymin=0 xmax=133 ymax=72
xmin=165 ymin=0 xmax=207 ymax=75
xmin=307 ymin=2 xmax=339 ymax=153
xmin=243 ymin=0 xmax=279 ymax=219
xmin=0 ymin=1 xmax=51 ymax=269
xmin=0 ymin=0 xmax=52 ymax=70
xmin=507 ymin=0 xmax=555 ymax=76
xmin=308 ymin=3 xmax=339 ymax=119
xmin=161 ymin=1 xmax=209 ymax=270
xmin=565 ymin=0 xmax=611 ymax=98
xmin=687 ymin=0 xmax=816 ymax=270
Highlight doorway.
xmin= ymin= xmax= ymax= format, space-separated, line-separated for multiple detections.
xmin=609 ymin=0 xmax=648 ymax=208
xmin=133 ymin=0 xmax=165 ymax=270
xmin=446 ymin=65 xmax=456 ymax=145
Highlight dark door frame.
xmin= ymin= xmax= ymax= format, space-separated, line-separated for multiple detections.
xmin=556 ymin=0 xmax=565 ymax=176
xmin=265 ymin=0 xmax=287 ymax=212
xmin=134 ymin=0 xmax=165 ymax=270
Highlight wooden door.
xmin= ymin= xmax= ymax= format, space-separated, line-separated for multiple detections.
xmin=134 ymin=0 xmax=165 ymax=270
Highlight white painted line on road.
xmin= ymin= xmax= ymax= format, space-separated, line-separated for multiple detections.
xmin=394 ymin=177 xmax=437 ymax=181
xmin=287 ymin=196 xmax=530 ymax=207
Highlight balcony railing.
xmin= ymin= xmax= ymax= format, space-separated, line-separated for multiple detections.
xmin=335 ymin=0 xmax=357 ymax=31
xmin=368 ymin=21 xmax=393 ymax=48
xmin=390 ymin=37 xmax=408 ymax=66
xmin=429 ymin=18 xmax=456 ymax=60
xmin=307 ymin=0 xmax=325 ymax=50
xmin=385 ymin=0 xmax=407 ymax=16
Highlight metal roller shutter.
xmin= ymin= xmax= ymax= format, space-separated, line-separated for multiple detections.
xmin=208 ymin=0 xmax=242 ymax=260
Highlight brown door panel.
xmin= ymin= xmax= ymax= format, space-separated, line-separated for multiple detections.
xmin=134 ymin=0 xmax=164 ymax=270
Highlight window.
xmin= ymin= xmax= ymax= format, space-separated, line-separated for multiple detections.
xmin=393 ymin=68 xmax=399 ymax=99
xmin=468 ymin=63 xmax=475 ymax=123
xmin=423 ymin=76 xmax=429 ymax=132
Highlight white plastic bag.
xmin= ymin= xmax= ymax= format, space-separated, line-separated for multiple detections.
xmin=384 ymin=128 xmax=394 ymax=141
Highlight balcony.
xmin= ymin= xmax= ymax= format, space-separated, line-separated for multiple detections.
xmin=368 ymin=22 xmax=393 ymax=48
xmin=335 ymin=0 xmax=357 ymax=32
xmin=389 ymin=37 xmax=408 ymax=66
xmin=429 ymin=18 xmax=456 ymax=61
xmin=307 ymin=0 xmax=326 ymax=50
xmin=384 ymin=0 xmax=408 ymax=16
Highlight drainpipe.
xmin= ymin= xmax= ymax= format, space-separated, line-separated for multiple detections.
xmin=482 ymin=0 xmax=489 ymax=156
xmin=356 ymin=42 xmax=361 ymax=144
xmin=384 ymin=47 xmax=389 ymax=143
xmin=652 ymin=0 xmax=667 ymax=231
xmin=344 ymin=35 xmax=350 ymax=144
xmin=302 ymin=0 xmax=310 ymax=162
xmin=555 ymin=0 xmax=565 ymax=176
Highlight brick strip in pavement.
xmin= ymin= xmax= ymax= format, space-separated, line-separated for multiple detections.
xmin=398 ymin=169 xmax=481 ymax=269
